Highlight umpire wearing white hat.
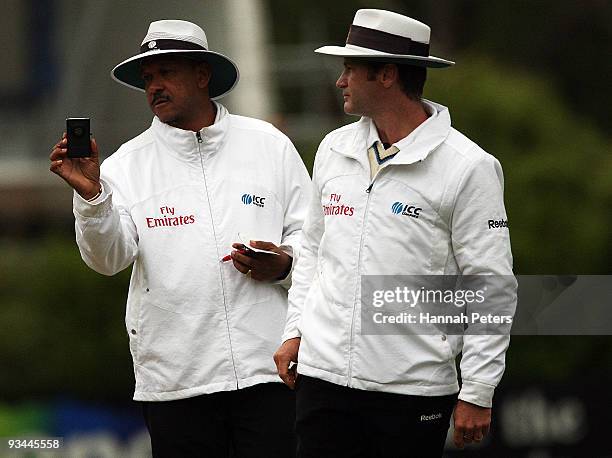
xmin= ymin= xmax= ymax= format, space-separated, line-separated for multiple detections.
xmin=275 ymin=9 xmax=516 ymax=457
xmin=51 ymin=18 xmax=312 ymax=458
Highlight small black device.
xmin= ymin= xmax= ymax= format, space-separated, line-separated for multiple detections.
xmin=66 ymin=117 xmax=91 ymax=158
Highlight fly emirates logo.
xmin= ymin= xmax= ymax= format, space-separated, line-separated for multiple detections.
xmin=323 ymin=193 xmax=354 ymax=217
xmin=146 ymin=206 xmax=195 ymax=228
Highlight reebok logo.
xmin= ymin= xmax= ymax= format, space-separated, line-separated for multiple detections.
xmin=488 ymin=219 xmax=509 ymax=229
xmin=420 ymin=412 xmax=442 ymax=422
xmin=242 ymin=193 xmax=266 ymax=208
xmin=391 ymin=201 xmax=422 ymax=218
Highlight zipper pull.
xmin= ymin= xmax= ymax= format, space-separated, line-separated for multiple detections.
xmin=196 ymin=131 xmax=203 ymax=143
xmin=365 ymin=183 xmax=373 ymax=193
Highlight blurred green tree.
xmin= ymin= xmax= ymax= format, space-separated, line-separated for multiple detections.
xmin=427 ymin=54 xmax=612 ymax=274
xmin=0 ymin=237 xmax=133 ymax=401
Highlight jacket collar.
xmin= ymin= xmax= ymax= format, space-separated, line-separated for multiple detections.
xmin=151 ymin=101 xmax=229 ymax=158
xmin=331 ymin=99 xmax=451 ymax=165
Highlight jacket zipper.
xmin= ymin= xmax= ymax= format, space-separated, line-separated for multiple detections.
xmin=196 ymin=131 xmax=239 ymax=388
xmin=347 ymin=178 xmax=375 ymax=386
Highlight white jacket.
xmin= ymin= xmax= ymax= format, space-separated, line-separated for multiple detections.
xmin=74 ymin=103 xmax=311 ymax=401
xmin=283 ymin=101 xmax=517 ymax=408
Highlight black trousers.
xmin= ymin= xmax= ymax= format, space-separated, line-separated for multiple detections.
xmin=141 ymin=382 xmax=296 ymax=458
xmin=295 ymin=375 xmax=456 ymax=458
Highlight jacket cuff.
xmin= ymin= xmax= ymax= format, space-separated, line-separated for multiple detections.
xmin=281 ymin=328 xmax=301 ymax=343
xmin=281 ymin=329 xmax=302 ymax=343
xmin=274 ymin=244 xmax=294 ymax=289
xmin=458 ymin=380 xmax=495 ymax=408
xmin=73 ymin=181 xmax=112 ymax=218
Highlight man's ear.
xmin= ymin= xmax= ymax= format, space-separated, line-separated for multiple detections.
xmin=196 ymin=62 xmax=212 ymax=89
xmin=379 ymin=64 xmax=398 ymax=89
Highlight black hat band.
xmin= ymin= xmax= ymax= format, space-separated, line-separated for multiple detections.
xmin=140 ymin=39 xmax=206 ymax=53
xmin=346 ymin=25 xmax=430 ymax=56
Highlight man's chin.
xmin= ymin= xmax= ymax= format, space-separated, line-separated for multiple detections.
xmin=344 ymin=105 xmax=360 ymax=116
xmin=153 ymin=110 xmax=177 ymax=125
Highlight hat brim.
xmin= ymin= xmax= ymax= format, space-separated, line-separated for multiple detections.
xmin=315 ymin=45 xmax=454 ymax=68
xmin=111 ymin=49 xmax=240 ymax=100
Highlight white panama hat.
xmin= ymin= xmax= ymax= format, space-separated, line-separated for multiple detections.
xmin=111 ymin=19 xmax=239 ymax=99
xmin=315 ymin=9 xmax=454 ymax=68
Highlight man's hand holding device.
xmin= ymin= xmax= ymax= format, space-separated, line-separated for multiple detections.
xmin=49 ymin=118 xmax=101 ymax=201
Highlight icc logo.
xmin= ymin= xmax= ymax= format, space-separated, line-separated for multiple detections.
xmin=391 ymin=201 xmax=422 ymax=218
xmin=241 ymin=193 xmax=265 ymax=208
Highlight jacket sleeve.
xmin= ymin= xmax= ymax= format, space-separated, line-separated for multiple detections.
xmin=282 ymin=143 xmax=326 ymax=341
xmin=73 ymin=161 xmax=138 ymax=276
xmin=450 ymin=153 xmax=518 ymax=408
xmin=276 ymin=137 xmax=312 ymax=289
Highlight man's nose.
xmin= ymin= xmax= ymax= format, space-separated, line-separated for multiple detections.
xmin=146 ymin=76 xmax=164 ymax=93
xmin=336 ymin=73 xmax=347 ymax=88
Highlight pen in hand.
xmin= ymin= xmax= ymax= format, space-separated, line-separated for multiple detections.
xmin=220 ymin=247 xmax=250 ymax=263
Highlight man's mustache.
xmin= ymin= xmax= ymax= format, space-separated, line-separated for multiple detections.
xmin=151 ymin=93 xmax=170 ymax=105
